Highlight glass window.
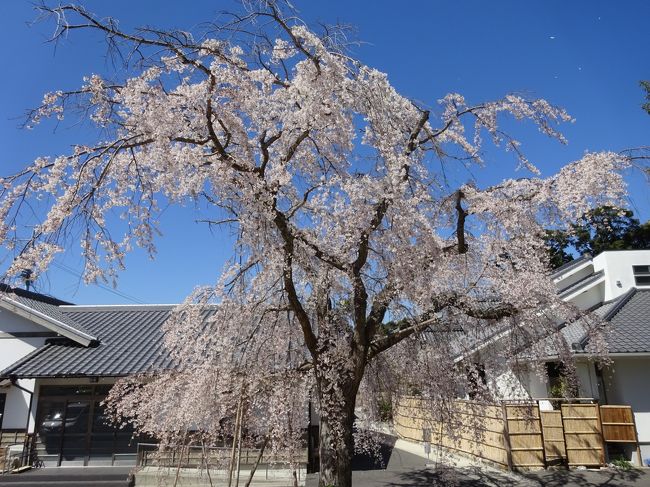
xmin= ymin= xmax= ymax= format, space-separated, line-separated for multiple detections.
xmin=63 ymin=401 xmax=91 ymax=434
xmin=633 ymin=265 xmax=650 ymax=286
xmin=95 ymin=384 xmax=114 ymax=395
xmin=34 ymin=385 xmax=140 ymax=467
xmin=37 ymin=400 xmax=66 ymax=435
xmin=92 ymin=401 xmax=113 ymax=433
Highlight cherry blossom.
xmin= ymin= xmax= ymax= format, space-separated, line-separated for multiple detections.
xmin=0 ymin=3 xmax=628 ymax=486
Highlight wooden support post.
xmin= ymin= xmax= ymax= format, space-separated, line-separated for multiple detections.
xmin=630 ymin=409 xmax=644 ymax=467
xmin=501 ymin=402 xmax=514 ymax=471
xmin=228 ymin=392 xmax=244 ymax=487
xmin=536 ymin=402 xmax=548 ymax=468
xmin=560 ymin=404 xmax=569 ymax=467
xmin=595 ymin=404 xmax=606 ymax=466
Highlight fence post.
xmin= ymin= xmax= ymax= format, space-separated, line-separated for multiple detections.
xmin=536 ymin=402 xmax=548 ymax=468
xmin=595 ymin=403 xmax=606 ymax=466
xmin=501 ymin=402 xmax=514 ymax=471
xmin=560 ymin=404 xmax=570 ymax=467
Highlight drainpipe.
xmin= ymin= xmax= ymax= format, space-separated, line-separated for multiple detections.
xmin=9 ymin=376 xmax=34 ymax=467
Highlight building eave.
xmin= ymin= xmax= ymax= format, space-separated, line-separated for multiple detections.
xmin=0 ymin=297 xmax=97 ymax=347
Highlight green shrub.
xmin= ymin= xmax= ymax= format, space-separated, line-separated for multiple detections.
xmin=378 ymin=399 xmax=393 ymax=421
xmin=611 ymin=455 xmax=633 ymax=471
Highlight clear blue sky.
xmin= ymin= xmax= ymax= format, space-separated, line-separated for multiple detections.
xmin=1 ymin=1 xmax=649 ymax=304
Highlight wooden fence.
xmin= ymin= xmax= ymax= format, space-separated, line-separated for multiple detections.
xmin=0 ymin=429 xmax=28 ymax=472
xmin=393 ymin=397 xmax=640 ymax=470
xmin=561 ymin=403 xmax=604 ymax=467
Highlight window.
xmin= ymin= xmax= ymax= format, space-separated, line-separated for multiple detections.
xmin=633 ymin=265 xmax=650 ymax=286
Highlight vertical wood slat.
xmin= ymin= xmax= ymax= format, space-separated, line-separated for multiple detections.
xmin=600 ymin=405 xmax=642 ymax=466
xmin=504 ymin=404 xmax=545 ymax=468
xmin=540 ymin=411 xmax=566 ymax=464
xmin=501 ymin=403 xmax=513 ymax=470
xmin=537 ymin=407 xmax=548 ymax=467
xmin=561 ymin=404 xmax=604 ymax=467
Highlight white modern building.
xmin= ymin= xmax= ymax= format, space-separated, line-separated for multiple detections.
xmin=543 ymin=250 xmax=650 ymax=464
xmin=464 ymin=250 xmax=650 ymax=464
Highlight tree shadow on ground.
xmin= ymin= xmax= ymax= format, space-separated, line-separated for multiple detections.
xmin=351 ymin=432 xmax=397 ymax=471
xmin=389 ymin=464 xmax=519 ymax=486
xmin=391 ymin=465 xmax=647 ymax=487
xmin=518 ymin=468 xmax=645 ymax=487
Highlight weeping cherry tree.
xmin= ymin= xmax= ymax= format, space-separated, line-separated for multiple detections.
xmin=0 ymin=2 xmax=629 ymax=486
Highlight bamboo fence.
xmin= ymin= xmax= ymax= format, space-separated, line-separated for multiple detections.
xmin=393 ymin=396 xmax=640 ymax=470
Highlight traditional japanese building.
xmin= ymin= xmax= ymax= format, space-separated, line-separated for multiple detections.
xmin=0 ymin=288 xmax=173 ymax=466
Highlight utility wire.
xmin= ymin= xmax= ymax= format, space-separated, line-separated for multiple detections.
xmin=51 ymin=261 xmax=145 ymax=304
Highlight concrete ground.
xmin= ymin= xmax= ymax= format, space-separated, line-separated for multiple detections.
xmin=1 ymin=441 xmax=648 ymax=487
xmin=306 ymin=437 xmax=650 ymax=487
xmin=0 ymin=466 xmax=132 ymax=487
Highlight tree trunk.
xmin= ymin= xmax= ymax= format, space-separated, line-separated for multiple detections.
xmin=317 ymin=385 xmax=358 ymax=487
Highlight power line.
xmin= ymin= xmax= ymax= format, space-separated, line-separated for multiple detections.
xmin=51 ymin=262 xmax=145 ymax=304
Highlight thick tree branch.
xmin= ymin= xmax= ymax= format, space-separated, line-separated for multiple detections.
xmin=351 ymin=110 xmax=430 ymax=346
xmin=364 ymin=283 xmax=395 ymax=344
xmin=272 ymin=210 xmax=319 ymax=357
xmin=368 ymin=293 xmax=518 ymax=361
xmin=368 ymin=315 xmax=439 ymax=360
xmin=455 ymin=190 xmax=468 ymax=254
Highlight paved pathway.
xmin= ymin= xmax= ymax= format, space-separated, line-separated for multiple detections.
xmin=0 ymin=467 xmax=132 ymax=487
xmin=1 ymin=444 xmax=648 ymax=486
xmin=307 ymin=437 xmax=650 ymax=486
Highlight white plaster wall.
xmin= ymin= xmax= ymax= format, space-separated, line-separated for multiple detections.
xmin=0 ymin=307 xmax=49 ymax=333
xmin=0 ymin=308 xmax=52 ymax=430
xmin=3 ymin=379 xmax=35 ymax=430
xmin=500 ymin=362 xmax=599 ymax=402
xmin=524 ymin=366 xmax=550 ymax=399
xmin=568 ymin=282 xmax=605 ymax=311
xmin=489 ymin=368 xmax=530 ymax=400
xmin=0 ymin=308 xmax=51 ymax=370
xmin=475 ymin=344 xmax=533 ymax=400
xmin=593 ymin=250 xmax=650 ymax=300
xmin=575 ymin=361 xmax=599 ymax=399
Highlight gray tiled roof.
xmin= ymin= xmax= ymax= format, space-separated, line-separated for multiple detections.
xmin=559 ymin=298 xmax=621 ymax=349
xmin=421 ymin=320 xmax=513 ymax=362
xmin=2 ymin=306 xmax=177 ymax=378
xmin=526 ymin=289 xmax=650 ymax=358
xmin=2 ymin=286 xmax=649 ymax=379
xmin=550 ymin=254 xmax=592 ymax=279
xmin=604 ymin=289 xmax=650 ymax=353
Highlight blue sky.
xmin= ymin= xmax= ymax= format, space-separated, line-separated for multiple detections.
xmin=1 ymin=1 xmax=649 ymax=304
